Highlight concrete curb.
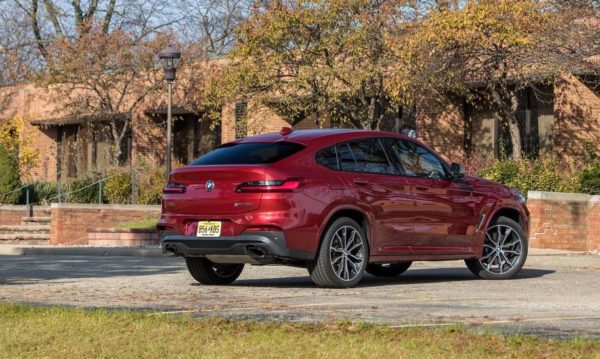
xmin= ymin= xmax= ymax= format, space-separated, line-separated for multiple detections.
xmin=0 ymin=245 xmax=164 ymax=257
xmin=0 ymin=245 xmax=594 ymax=258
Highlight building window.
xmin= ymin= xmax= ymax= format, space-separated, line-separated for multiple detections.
xmin=235 ymin=100 xmax=248 ymax=139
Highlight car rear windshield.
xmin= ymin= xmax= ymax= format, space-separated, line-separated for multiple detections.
xmin=191 ymin=142 xmax=306 ymax=165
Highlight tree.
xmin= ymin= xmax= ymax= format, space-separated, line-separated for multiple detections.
xmin=41 ymin=27 xmax=171 ymax=165
xmin=177 ymin=0 xmax=252 ymax=56
xmin=10 ymin=0 xmax=177 ymax=61
xmin=0 ymin=117 xmax=39 ymax=182
xmin=210 ymin=0 xmax=412 ymax=130
xmin=0 ymin=7 xmax=33 ymax=84
xmin=0 ymin=143 xmax=21 ymax=204
xmin=404 ymin=0 xmax=599 ymax=159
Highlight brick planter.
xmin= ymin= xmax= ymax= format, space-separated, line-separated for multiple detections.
xmin=528 ymin=191 xmax=600 ymax=253
xmin=88 ymin=228 xmax=159 ymax=247
xmin=51 ymin=203 xmax=161 ymax=245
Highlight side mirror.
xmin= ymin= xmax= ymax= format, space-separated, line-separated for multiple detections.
xmin=450 ymin=163 xmax=465 ymax=180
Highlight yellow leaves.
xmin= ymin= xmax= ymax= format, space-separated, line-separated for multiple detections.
xmin=0 ymin=117 xmax=39 ymax=181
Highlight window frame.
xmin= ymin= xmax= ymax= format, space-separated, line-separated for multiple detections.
xmin=386 ymin=138 xmax=451 ymax=180
xmin=315 ymin=136 xmax=451 ymax=180
xmin=314 ymin=137 xmax=400 ymax=176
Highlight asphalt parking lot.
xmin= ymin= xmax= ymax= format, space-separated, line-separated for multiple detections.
xmin=1 ymin=249 xmax=599 ymax=338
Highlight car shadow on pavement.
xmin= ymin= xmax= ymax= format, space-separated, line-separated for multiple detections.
xmin=231 ymin=267 xmax=555 ymax=288
xmin=0 ymin=255 xmax=184 ymax=285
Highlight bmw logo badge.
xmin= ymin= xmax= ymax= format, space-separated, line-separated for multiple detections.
xmin=205 ymin=180 xmax=215 ymax=191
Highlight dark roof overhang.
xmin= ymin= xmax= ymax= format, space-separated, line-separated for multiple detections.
xmin=31 ymin=112 xmax=130 ymax=127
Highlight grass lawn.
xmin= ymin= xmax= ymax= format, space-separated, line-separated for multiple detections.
xmin=0 ymin=303 xmax=598 ymax=358
xmin=115 ymin=216 xmax=159 ymax=230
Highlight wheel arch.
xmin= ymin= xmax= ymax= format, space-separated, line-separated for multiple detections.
xmin=474 ymin=204 xmax=528 ymax=256
xmin=315 ymin=206 xmax=372 ymax=260
xmin=489 ymin=206 xmax=526 ymax=230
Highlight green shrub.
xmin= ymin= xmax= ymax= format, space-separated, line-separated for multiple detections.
xmin=65 ymin=176 xmax=102 ymax=203
xmin=477 ymin=154 xmax=580 ymax=195
xmin=579 ymin=163 xmax=600 ymax=195
xmin=0 ymin=143 xmax=21 ymax=204
xmin=103 ymin=170 xmax=132 ymax=204
xmin=21 ymin=181 xmax=59 ymax=204
xmin=136 ymin=168 xmax=163 ymax=205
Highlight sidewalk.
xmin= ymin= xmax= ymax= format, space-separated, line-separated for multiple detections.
xmin=0 ymin=244 xmax=163 ymax=257
xmin=0 ymin=245 xmax=598 ymax=268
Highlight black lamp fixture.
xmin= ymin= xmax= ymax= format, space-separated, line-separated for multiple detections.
xmin=158 ymin=46 xmax=181 ymax=83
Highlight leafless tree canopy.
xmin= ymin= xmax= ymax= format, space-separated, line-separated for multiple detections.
xmin=0 ymin=0 xmax=253 ymax=84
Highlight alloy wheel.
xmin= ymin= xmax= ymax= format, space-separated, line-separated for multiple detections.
xmin=480 ymin=224 xmax=523 ymax=275
xmin=329 ymin=225 xmax=365 ymax=281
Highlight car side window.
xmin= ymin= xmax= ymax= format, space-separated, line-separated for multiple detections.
xmin=336 ymin=143 xmax=359 ymax=172
xmin=315 ymin=146 xmax=339 ymax=170
xmin=389 ymin=139 xmax=447 ymax=179
xmin=347 ymin=139 xmax=396 ymax=175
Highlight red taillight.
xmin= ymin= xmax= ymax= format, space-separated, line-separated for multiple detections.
xmin=163 ymin=182 xmax=186 ymax=194
xmin=236 ymin=178 xmax=304 ymax=193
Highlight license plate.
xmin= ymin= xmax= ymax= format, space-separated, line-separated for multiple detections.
xmin=196 ymin=221 xmax=221 ymax=237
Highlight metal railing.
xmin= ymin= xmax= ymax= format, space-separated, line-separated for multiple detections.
xmin=0 ymin=165 xmax=153 ymax=207
xmin=0 ymin=182 xmax=34 ymax=205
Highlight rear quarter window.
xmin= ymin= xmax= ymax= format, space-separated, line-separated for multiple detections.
xmin=191 ymin=142 xmax=305 ymax=165
xmin=315 ymin=146 xmax=339 ymax=170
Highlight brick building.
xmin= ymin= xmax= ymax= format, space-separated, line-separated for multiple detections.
xmin=0 ymin=83 xmax=219 ymax=181
xmin=222 ymin=73 xmax=600 ymax=163
xmin=0 ymin=72 xmax=598 ymax=182
xmin=416 ymin=74 xmax=600 ymax=162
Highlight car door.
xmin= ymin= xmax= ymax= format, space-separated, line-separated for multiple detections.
xmin=386 ymin=138 xmax=479 ymax=254
xmin=335 ymin=139 xmax=415 ymax=256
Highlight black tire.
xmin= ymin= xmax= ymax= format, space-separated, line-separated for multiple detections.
xmin=308 ymin=217 xmax=368 ymax=288
xmin=465 ymin=216 xmax=528 ymax=280
xmin=185 ymin=257 xmax=244 ymax=285
xmin=366 ymin=262 xmax=412 ymax=277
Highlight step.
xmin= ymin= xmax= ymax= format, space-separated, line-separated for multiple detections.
xmin=0 ymin=225 xmax=50 ymax=233
xmin=21 ymin=216 xmax=51 ymax=225
xmin=0 ymin=233 xmax=50 ymax=241
xmin=0 ymin=239 xmax=50 ymax=245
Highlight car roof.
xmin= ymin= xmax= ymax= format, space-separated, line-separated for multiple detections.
xmin=230 ymin=129 xmax=412 ymax=147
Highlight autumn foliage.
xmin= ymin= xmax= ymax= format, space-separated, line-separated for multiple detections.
xmin=40 ymin=27 xmax=172 ymax=165
xmin=212 ymin=0 xmax=598 ymax=158
xmin=209 ymin=0 xmax=405 ymax=130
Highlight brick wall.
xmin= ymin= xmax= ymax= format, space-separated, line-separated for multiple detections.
xmin=50 ymin=203 xmax=161 ymax=245
xmin=0 ymin=205 xmax=50 ymax=225
xmin=132 ymin=114 xmax=167 ymax=166
xmin=220 ymin=100 xmax=331 ymax=144
xmin=554 ymin=74 xmax=600 ymax=161
xmin=588 ymin=199 xmax=600 ymax=252
xmin=528 ymin=191 xmax=600 ymax=253
xmin=415 ymin=96 xmax=466 ymax=162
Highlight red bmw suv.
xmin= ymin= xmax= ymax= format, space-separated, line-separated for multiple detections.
xmin=159 ymin=128 xmax=529 ymax=288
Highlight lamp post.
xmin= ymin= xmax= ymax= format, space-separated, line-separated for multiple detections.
xmin=158 ymin=46 xmax=181 ymax=181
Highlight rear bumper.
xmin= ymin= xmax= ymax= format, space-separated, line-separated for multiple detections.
xmin=161 ymin=231 xmax=313 ymax=263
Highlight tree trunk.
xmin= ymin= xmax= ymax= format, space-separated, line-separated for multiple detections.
xmin=490 ymin=88 xmax=523 ymax=159
xmin=113 ymin=138 xmax=123 ymax=166
xmin=508 ymin=91 xmax=522 ymax=159
xmin=507 ymin=116 xmax=522 ymax=160
xmin=110 ymin=118 xmax=129 ymax=166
